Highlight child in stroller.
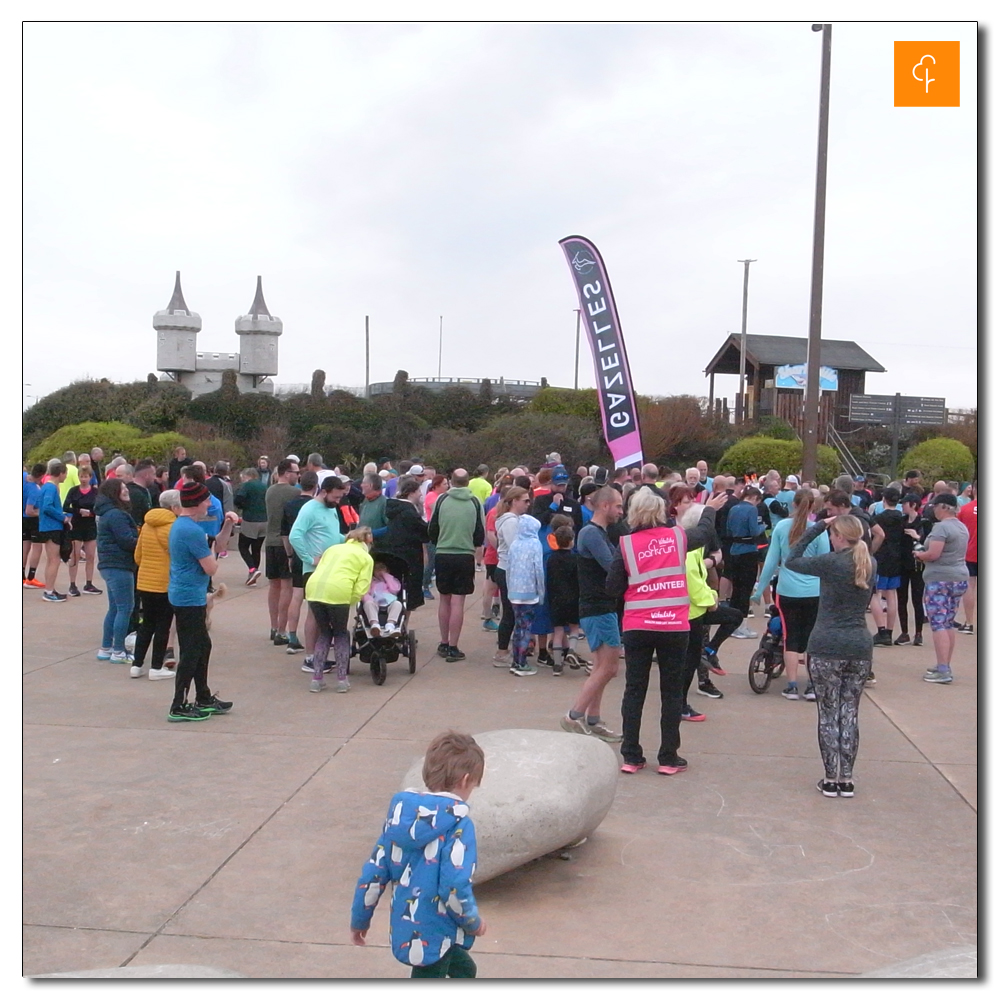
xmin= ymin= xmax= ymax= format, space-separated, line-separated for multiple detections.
xmin=363 ymin=561 xmax=404 ymax=637
xmin=748 ymin=604 xmax=786 ymax=693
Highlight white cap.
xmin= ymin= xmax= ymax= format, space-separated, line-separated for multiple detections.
xmin=379 ymin=469 xmax=391 ymax=479
xmin=286 ymin=454 xmax=300 ymax=463
xmin=318 ymin=472 xmax=344 ymax=491
xmin=785 ymin=474 xmax=800 ymax=485
xmin=409 ymin=464 xmax=424 ymax=475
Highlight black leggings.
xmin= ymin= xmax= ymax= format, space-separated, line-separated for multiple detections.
xmin=729 ymin=552 xmax=758 ymax=617
xmin=494 ymin=567 xmax=515 ymax=651
xmin=171 ymin=605 xmax=212 ymax=710
xmin=238 ymin=532 xmax=264 ymax=572
xmin=809 ymin=655 xmax=870 ymax=780
xmin=620 ymin=630 xmax=689 ymax=766
xmin=897 ymin=567 xmax=926 ymax=634
xmin=702 ymin=604 xmax=743 ymax=652
xmin=133 ymin=590 xmax=174 ymax=668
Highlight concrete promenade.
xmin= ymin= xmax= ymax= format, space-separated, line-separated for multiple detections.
xmin=23 ymin=554 xmax=978 ymax=978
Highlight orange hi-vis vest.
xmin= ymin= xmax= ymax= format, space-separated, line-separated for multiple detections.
xmin=619 ymin=525 xmax=690 ymax=632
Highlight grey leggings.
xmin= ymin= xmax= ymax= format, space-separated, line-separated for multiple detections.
xmin=808 ymin=655 xmax=871 ymax=780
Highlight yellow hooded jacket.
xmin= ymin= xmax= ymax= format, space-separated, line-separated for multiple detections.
xmin=305 ymin=539 xmax=373 ymax=606
xmin=135 ymin=507 xmax=177 ymax=593
xmin=686 ymin=546 xmax=718 ymax=622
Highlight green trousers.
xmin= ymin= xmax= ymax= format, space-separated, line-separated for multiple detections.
xmin=410 ymin=946 xmax=477 ymax=978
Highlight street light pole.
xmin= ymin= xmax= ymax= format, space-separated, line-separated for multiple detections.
xmin=737 ymin=259 xmax=756 ymax=423
xmin=802 ymin=23 xmax=832 ymax=484
xmin=573 ymin=309 xmax=582 ymax=390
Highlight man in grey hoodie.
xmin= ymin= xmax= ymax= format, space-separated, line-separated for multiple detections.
xmin=428 ymin=469 xmax=485 ymax=663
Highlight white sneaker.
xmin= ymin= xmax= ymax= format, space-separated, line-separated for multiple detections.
xmin=148 ymin=668 xmax=176 ymax=681
xmin=369 ymin=624 xmax=382 ymax=637
xmin=492 ymin=652 xmax=511 ymax=669
xmin=110 ymin=651 xmax=133 ymax=664
xmin=732 ymin=626 xmax=758 ymax=639
xmin=336 ymin=679 xmax=350 ymax=693
xmin=96 ymin=648 xmax=112 ymax=661
xmin=129 ymin=664 xmax=145 ymax=678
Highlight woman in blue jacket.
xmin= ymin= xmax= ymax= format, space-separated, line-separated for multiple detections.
xmin=752 ymin=488 xmax=830 ymax=700
xmin=95 ymin=479 xmax=139 ymax=664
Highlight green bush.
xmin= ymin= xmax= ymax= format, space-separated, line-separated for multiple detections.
xmin=718 ymin=437 xmax=840 ymax=485
xmin=899 ymin=437 xmax=975 ymax=483
xmin=26 ymin=422 xmax=195 ymax=467
xmin=529 ymin=388 xmax=600 ymax=421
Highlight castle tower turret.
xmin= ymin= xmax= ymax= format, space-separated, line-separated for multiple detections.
xmin=236 ymin=276 xmax=281 ymax=382
xmin=154 ymin=271 xmax=200 ymax=376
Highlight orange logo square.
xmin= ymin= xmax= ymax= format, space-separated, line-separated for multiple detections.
xmin=894 ymin=41 xmax=960 ymax=107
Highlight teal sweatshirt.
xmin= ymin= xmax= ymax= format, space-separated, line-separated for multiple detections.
xmin=753 ymin=516 xmax=830 ymax=600
xmin=288 ymin=499 xmax=345 ymax=570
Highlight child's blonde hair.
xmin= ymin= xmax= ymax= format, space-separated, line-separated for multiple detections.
xmin=422 ymin=731 xmax=485 ymax=793
xmin=346 ymin=526 xmax=373 ymax=545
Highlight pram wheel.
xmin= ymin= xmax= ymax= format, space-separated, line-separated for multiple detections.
xmin=370 ymin=653 xmax=387 ymax=686
xmin=407 ymin=630 xmax=417 ymax=673
xmin=748 ymin=648 xmax=773 ymax=693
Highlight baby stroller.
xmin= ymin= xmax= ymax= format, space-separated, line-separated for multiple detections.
xmin=351 ymin=551 xmax=418 ymax=686
xmin=748 ymin=605 xmax=786 ymax=693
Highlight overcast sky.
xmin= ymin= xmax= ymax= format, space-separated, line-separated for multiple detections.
xmin=23 ymin=20 xmax=978 ymax=412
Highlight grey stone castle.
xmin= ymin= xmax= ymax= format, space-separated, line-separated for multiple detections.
xmin=154 ymin=272 xmax=281 ymax=397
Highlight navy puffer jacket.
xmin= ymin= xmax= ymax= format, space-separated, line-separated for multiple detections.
xmin=95 ymin=493 xmax=138 ymax=572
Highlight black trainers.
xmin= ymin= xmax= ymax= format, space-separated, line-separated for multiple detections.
xmin=893 ymin=633 xmax=911 ymax=645
xmin=445 ymin=646 xmax=466 ymax=662
xmin=537 ymin=649 xmax=556 ymax=667
xmin=196 ymin=694 xmax=233 ymax=714
xmin=273 ymin=633 xmax=289 ymax=646
xmin=168 ymin=703 xmax=211 ymax=722
xmin=286 ymin=641 xmax=306 ymax=654
xmin=270 ymin=629 xmax=277 ymax=642
xmin=83 ymin=582 xmax=102 ymax=595
xmin=816 ymin=779 xmax=839 ymax=797
xmin=697 ymin=680 xmax=723 ymax=699
xmin=872 ymin=628 xmax=893 ymax=647
xmin=837 ymin=781 xmax=855 ymax=798
xmin=913 ymin=633 xmax=924 ymax=647
xmin=437 ymin=642 xmax=450 ymax=658
xmin=68 ymin=584 xmax=81 ymax=597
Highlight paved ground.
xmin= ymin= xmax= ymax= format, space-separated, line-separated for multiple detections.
xmin=23 ymin=554 xmax=978 ymax=978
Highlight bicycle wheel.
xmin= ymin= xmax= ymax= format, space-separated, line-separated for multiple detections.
xmin=407 ymin=631 xmax=418 ymax=674
xmin=748 ymin=648 xmax=772 ymax=694
xmin=370 ymin=653 xmax=387 ymax=686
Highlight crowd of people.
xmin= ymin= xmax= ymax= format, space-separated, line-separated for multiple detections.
xmin=23 ymin=445 xmax=977 ymax=789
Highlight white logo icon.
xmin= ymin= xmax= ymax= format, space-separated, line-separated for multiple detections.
xmin=912 ymin=54 xmax=936 ymax=93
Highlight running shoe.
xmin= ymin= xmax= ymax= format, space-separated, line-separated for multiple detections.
xmin=957 ymin=622 xmax=974 ymax=634
xmin=913 ymin=634 xmax=924 ymax=647
xmin=681 ymin=705 xmax=706 ymax=722
xmin=923 ymin=666 xmax=953 ymax=684
xmin=837 ymin=781 xmax=855 ymax=798
xmin=562 ymin=651 xmax=585 ymax=670
xmin=272 ymin=633 xmax=289 ymax=646
xmin=309 ymin=678 xmax=327 ymax=693
xmin=703 ymin=649 xmax=726 ymax=675
xmin=697 ymin=681 xmax=723 ymax=699
xmin=509 ymin=664 xmax=537 ymax=676
xmin=148 ymin=668 xmax=176 ymax=681
xmin=83 ymin=582 xmax=102 ymax=595
xmin=445 ymin=647 xmax=466 ymax=662
xmin=286 ymin=641 xmax=306 ymax=654
xmin=816 ymin=779 xmax=839 ymax=798
xmin=96 ymin=648 xmax=112 ymax=661
xmin=657 ymin=756 xmax=688 ymax=775
xmin=560 ymin=715 xmax=590 ymax=736
xmin=620 ymin=762 xmax=646 ymax=774
xmin=336 ymin=679 xmax=350 ymax=693
xmin=732 ymin=625 xmax=757 ymax=639
xmin=42 ymin=591 xmax=67 ymax=602
xmin=129 ymin=664 xmax=145 ymax=678
xmin=803 ymin=683 xmax=817 ymax=702
xmin=168 ymin=703 xmax=211 ymax=722
xmin=537 ymin=649 xmax=556 ymax=667
xmin=163 ymin=648 xmax=177 ymax=668
xmin=481 ymin=619 xmax=499 ymax=632
xmin=492 ymin=651 xmax=511 ymax=669
xmin=781 ymin=684 xmax=800 ymax=700
xmin=68 ymin=584 xmax=81 ymax=598
xmin=196 ymin=694 xmax=233 ymax=714
xmin=437 ymin=642 xmax=450 ymax=658
xmin=893 ymin=633 xmax=912 ymax=646
xmin=587 ymin=721 xmax=622 ymax=743
xmin=110 ymin=650 xmax=133 ymax=664
xmin=246 ymin=568 xmax=261 ymax=586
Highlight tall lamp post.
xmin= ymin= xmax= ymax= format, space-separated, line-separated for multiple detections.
xmin=737 ymin=259 xmax=756 ymax=423
xmin=802 ymin=23 xmax=832 ymax=484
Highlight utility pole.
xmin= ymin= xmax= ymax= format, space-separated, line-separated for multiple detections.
xmin=438 ymin=315 xmax=443 ymax=379
xmin=364 ymin=316 xmax=370 ymax=399
xmin=802 ymin=22 xmax=832 ymax=484
xmin=737 ymin=259 xmax=757 ymax=423
xmin=573 ymin=309 xmax=582 ymax=390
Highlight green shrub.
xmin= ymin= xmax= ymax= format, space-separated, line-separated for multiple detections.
xmin=26 ymin=422 xmax=196 ymax=467
xmin=899 ymin=437 xmax=975 ymax=483
xmin=718 ymin=437 xmax=840 ymax=484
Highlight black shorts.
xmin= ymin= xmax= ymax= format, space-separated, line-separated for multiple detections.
xmin=720 ymin=541 xmax=733 ymax=580
xmin=22 ymin=516 xmax=39 ymax=543
xmin=290 ymin=553 xmax=305 ymax=589
xmin=550 ymin=602 xmax=579 ymax=628
xmin=776 ymin=595 xmax=820 ymax=654
xmin=966 ymin=561 xmax=978 ymax=578
xmin=37 ymin=529 xmax=64 ymax=545
xmin=434 ymin=553 xmax=476 ymax=595
xmin=485 ymin=564 xmax=498 ymax=582
xmin=71 ymin=520 xmax=97 ymax=543
xmin=265 ymin=544 xmax=291 ymax=580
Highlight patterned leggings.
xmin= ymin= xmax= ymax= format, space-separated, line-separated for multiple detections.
xmin=511 ymin=605 xmax=536 ymax=667
xmin=808 ymin=655 xmax=871 ymax=780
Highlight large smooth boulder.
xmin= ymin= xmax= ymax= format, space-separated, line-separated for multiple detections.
xmin=401 ymin=728 xmax=618 ymax=883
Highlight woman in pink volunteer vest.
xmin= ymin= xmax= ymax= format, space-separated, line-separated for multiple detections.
xmin=607 ymin=488 xmax=727 ymax=775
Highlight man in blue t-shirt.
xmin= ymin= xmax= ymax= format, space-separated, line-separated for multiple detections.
xmin=167 ymin=481 xmax=233 ymax=722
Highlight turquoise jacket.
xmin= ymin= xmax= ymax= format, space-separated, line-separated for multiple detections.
xmin=753 ymin=517 xmax=830 ymax=600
